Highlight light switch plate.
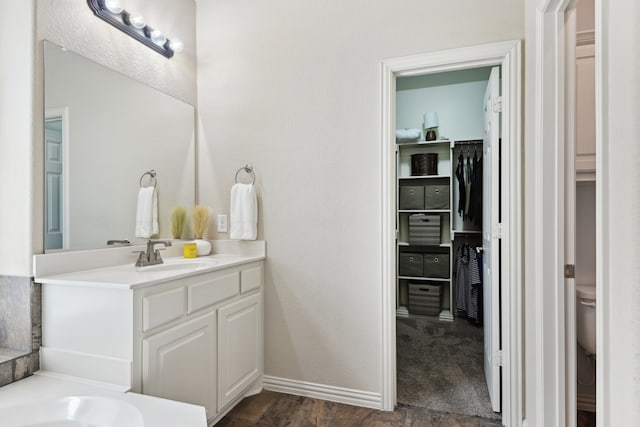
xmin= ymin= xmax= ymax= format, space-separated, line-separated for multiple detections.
xmin=217 ymin=214 xmax=228 ymax=232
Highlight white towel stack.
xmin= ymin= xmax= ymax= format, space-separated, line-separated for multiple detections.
xmin=230 ymin=183 xmax=257 ymax=240
xmin=135 ymin=186 xmax=158 ymax=238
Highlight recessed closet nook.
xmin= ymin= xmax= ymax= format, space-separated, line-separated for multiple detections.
xmin=394 ymin=66 xmax=502 ymax=421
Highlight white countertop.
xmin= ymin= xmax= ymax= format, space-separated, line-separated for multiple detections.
xmin=0 ymin=372 xmax=206 ymax=427
xmin=34 ymin=240 xmax=265 ymax=290
xmin=36 ymin=253 xmax=264 ymax=290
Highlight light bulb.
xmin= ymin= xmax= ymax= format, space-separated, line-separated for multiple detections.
xmin=150 ymin=30 xmax=167 ymax=47
xmin=169 ymin=38 xmax=184 ymax=53
xmin=104 ymin=0 xmax=123 ymax=14
xmin=129 ymin=15 xmax=145 ymax=29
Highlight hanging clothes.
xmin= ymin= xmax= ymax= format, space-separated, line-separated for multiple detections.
xmin=456 ymin=243 xmax=483 ymax=323
xmin=455 ymin=151 xmax=466 ymax=218
xmin=467 ymin=248 xmax=482 ymax=323
xmin=472 ymin=152 xmax=483 ymax=227
xmin=455 ymin=244 xmax=470 ymax=313
xmin=464 ymin=154 xmax=472 ymax=218
xmin=467 ymin=150 xmax=478 ymax=221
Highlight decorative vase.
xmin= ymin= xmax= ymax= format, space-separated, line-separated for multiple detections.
xmin=195 ymin=239 xmax=211 ymax=256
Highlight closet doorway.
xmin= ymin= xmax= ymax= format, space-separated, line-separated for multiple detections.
xmin=380 ymin=41 xmax=522 ymax=426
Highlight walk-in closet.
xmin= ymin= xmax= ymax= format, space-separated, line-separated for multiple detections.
xmin=394 ymin=66 xmax=502 ymax=422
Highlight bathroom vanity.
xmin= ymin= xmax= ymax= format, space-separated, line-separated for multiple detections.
xmin=34 ymin=241 xmax=265 ymax=425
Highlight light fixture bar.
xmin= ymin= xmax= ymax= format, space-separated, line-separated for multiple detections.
xmin=87 ymin=0 xmax=177 ymax=58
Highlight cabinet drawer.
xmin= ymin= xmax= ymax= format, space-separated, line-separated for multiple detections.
xmin=143 ymin=287 xmax=186 ymax=332
xmin=240 ymin=265 xmax=262 ymax=294
xmin=187 ymin=272 xmax=239 ymax=314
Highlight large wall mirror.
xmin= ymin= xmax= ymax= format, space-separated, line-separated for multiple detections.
xmin=43 ymin=40 xmax=195 ymax=252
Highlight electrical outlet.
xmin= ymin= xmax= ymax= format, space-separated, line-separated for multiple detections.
xmin=217 ymin=214 xmax=228 ymax=233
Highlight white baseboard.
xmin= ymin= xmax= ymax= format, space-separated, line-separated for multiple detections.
xmin=263 ymin=375 xmax=382 ymax=410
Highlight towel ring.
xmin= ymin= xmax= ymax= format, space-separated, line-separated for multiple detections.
xmin=235 ymin=165 xmax=255 ymax=185
xmin=139 ymin=170 xmax=157 ymax=188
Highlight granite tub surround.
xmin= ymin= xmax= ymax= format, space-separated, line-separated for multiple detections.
xmin=0 ymin=276 xmax=41 ymax=387
xmin=0 ymin=373 xmax=206 ymax=427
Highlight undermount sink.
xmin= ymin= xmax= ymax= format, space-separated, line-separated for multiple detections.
xmin=0 ymin=396 xmax=144 ymax=427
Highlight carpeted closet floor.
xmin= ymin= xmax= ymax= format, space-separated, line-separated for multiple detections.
xmin=396 ymin=316 xmax=501 ymax=421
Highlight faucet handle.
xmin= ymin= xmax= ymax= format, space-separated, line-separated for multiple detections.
xmin=132 ymin=250 xmax=148 ymax=266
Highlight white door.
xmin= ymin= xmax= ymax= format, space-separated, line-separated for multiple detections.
xmin=44 ymin=119 xmax=63 ymax=250
xmin=143 ymin=311 xmax=216 ymax=418
xmin=483 ymin=66 xmax=501 ymax=413
xmin=218 ymin=292 xmax=262 ymax=410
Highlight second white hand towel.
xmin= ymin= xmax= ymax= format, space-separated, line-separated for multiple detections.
xmin=135 ymin=186 xmax=158 ymax=238
xmin=230 ymin=183 xmax=257 ymax=240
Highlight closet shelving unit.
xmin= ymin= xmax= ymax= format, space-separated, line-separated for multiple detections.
xmin=396 ymin=138 xmax=483 ymax=321
xmin=396 ymin=139 xmax=453 ymax=321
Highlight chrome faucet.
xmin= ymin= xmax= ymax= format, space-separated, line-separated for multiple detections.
xmin=134 ymin=240 xmax=172 ymax=267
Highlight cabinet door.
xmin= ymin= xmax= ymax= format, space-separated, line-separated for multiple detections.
xmin=143 ymin=311 xmax=216 ymax=418
xmin=217 ymin=292 xmax=262 ymax=410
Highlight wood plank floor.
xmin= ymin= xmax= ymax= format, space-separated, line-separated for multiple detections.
xmin=217 ymin=390 xmax=503 ymax=426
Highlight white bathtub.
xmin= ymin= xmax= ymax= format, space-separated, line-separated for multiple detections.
xmin=0 ymin=395 xmax=144 ymax=427
xmin=0 ymin=373 xmax=206 ymax=427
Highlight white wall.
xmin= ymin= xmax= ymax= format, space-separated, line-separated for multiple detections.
xmin=196 ymin=0 xmax=523 ymax=397
xmin=0 ymin=0 xmax=36 ymax=277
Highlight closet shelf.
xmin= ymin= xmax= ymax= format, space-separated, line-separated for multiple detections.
xmin=397 ymin=139 xmax=451 ymax=147
xmin=452 ymin=229 xmax=482 ymax=235
xmin=398 ymin=241 xmax=451 ymax=248
xmin=398 ymin=276 xmax=451 ymax=282
xmin=399 ymin=209 xmax=450 ymax=214
xmin=398 ymin=174 xmax=450 ymax=180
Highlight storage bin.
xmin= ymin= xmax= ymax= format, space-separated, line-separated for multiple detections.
xmin=423 ymin=253 xmax=450 ymax=278
xmin=411 ymin=153 xmax=438 ymax=176
xmin=399 ymin=186 xmax=424 ymax=210
xmin=408 ymin=283 xmax=442 ymax=316
xmin=408 ymin=214 xmax=441 ymax=246
xmin=424 ymin=183 xmax=450 ymax=209
xmin=399 ymin=253 xmax=423 ymax=277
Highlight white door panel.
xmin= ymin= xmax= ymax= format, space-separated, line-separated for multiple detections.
xmin=483 ymin=66 xmax=501 ymax=413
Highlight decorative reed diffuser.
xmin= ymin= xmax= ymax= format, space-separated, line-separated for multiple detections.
xmin=170 ymin=206 xmax=187 ymax=239
xmin=191 ymin=205 xmax=211 ymax=256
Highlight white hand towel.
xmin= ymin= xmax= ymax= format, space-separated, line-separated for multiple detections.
xmin=230 ymin=183 xmax=257 ymax=240
xmin=135 ymin=186 xmax=158 ymax=238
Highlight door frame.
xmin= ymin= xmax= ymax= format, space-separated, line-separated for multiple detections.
xmin=44 ymin=107 xmax=70 ymax=251
xmin=380 ymin=40 xmax=523 ymax=426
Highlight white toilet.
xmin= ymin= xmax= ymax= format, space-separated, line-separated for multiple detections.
xmin=576 ymin=284 xmax=596 ymax=355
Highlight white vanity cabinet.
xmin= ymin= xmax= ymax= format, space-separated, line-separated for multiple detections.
xmin=134 ymin=261 xmax=264 ymax=423
xmin=38 ymin=258 xmax=264 ymax=426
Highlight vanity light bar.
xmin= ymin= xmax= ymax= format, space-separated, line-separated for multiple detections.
xmin=87 ymin=0 xmax=182 ymax=58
